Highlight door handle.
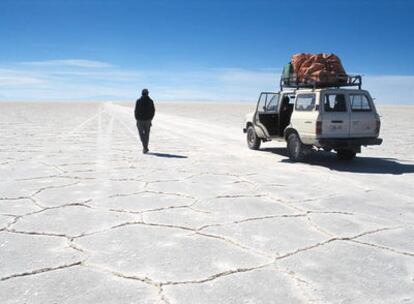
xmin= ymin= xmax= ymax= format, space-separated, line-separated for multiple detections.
xmin=331 ymin=120 xmax=343 ymax=123
xmin=304 ymin=121 xmax=312 ymax=124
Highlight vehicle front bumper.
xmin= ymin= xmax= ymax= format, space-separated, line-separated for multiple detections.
xmin=317 ymin=137 xmax=383 ymax=148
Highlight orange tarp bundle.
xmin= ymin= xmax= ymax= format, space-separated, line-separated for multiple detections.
xmin=291 ymin=53 xmax=347 ymax=84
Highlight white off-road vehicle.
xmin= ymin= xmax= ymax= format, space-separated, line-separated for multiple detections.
xmin=243 ymin=76 xmax=382 ymax=161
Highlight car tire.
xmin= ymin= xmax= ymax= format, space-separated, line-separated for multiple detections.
xmin=287 ymin=133 xmax=305 ymax=162
xmin=336 ymin=149 xmax=356 ymax=160
xmin=246 ymin=126 xmax=261 ymax=150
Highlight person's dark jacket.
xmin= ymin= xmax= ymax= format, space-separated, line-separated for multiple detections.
xmin=134 ymin=96 xmax=155 ymax=121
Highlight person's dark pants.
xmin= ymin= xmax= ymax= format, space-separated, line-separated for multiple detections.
xmin=137 ymin=120 xmax=152 ymax=150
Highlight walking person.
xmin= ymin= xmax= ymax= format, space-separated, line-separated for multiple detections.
xmin=134 ymin=88 xmax=155 ymax=154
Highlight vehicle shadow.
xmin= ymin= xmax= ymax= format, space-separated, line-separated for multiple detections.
xmin=147 ymin=152 xmax=188 ymax=159
xmin=260 ymin=148 xmax=414 ymax=175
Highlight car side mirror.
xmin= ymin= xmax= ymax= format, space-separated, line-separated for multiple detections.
xmin=315 ymin=105 xmax=319 ymax=111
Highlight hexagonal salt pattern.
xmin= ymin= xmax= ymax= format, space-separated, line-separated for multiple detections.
xmin=276 ymin=241 xmax=414 ymax=303
xmin=0 ymin=266 xmax=160 ymax=304
xmin=0 ymin=232 xmax=83 ymax=280
xmin=1 ymin=102 xmax=413 ymax=304
xmin=76 ymin=224 xmax=270 ymax=283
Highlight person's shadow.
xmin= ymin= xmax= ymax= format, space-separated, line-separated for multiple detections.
xmin=147 ymin=152 xmax=188 ymax=159
xmin=260 ymin=147 xmax=414 ymax=175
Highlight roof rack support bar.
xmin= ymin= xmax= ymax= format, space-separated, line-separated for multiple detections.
xmin=280 ymin=75 xmax=362 ymax=90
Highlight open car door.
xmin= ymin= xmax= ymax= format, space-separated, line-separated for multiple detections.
xmin=254 ymin=92 xmax=280 ymax=137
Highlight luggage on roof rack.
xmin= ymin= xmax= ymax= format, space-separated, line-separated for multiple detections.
xmin=280 ymin=53 xmax=361 ymax=89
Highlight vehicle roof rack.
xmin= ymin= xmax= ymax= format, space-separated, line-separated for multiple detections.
xmin=280 ymin=75 xmax=362 ymax=90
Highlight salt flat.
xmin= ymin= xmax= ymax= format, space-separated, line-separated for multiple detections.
xmin=0 ymin=102 xmax=413 ymax=304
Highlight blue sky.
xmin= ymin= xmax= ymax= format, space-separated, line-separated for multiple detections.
xmin=0 ymin=0 xmax=413 ymax=103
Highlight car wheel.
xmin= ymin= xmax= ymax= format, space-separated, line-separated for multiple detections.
xmin=287 ymin=133 xmax=305 ymax=162
xmin=336 ymin=149 xmax=356 ymax=160
xmin=247 ymin=126 xmax=261 ymax=150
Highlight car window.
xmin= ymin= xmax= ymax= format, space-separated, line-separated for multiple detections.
xmin=257 ymin=94 xmax=267 ymax=112
xmin=350 ymin=94 xmax=372 ymax=112
xmin=266 ymin=94 xmax=278 ymax=111
xmin=295 ymin=94 xmax=315 ymax=111
xmin=258 ymin=93 xmax=279 ymax=112
xmin=324 ymin=94 xmax=347 ymax=112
